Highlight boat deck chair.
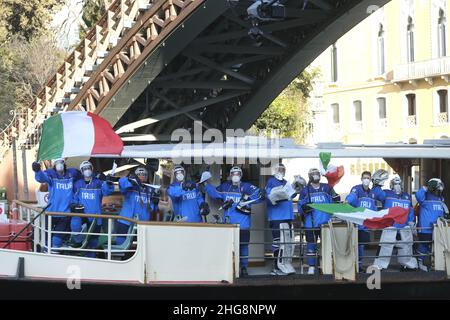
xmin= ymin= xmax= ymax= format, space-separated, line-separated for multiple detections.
xmin=64 ymin=218 xmax=98 ymax=256
xmin=99 ymin=222 xmax=136 ymax=260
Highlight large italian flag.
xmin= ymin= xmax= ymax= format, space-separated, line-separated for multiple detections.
xmin=308 ymin=203 xmax=408 ymax=229
xmin=37 ymin=112 xmax=123 ymax=161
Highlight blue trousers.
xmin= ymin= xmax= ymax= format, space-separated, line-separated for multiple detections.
xmin=417 ymin=233 xmax=433 ymax=263
xmin=305 ymin=229 xmax=320 ymax=267
xmin=240 ymin=229 xmax=250 ymax=269
xmin=46 ymin=216 xmax=71 ymax=248
xmin=71 ymin=217 xmax=101 ymax=258
xmin=70 ymin=217 xmax=88 ymax=244
xmin=358 ymin=230 xmax=370 ymax=268
xmin=115 ymin=221 xmax=131 ymax=245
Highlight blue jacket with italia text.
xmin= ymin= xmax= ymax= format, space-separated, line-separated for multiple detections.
xmin=167 ymin=182 xmax=205 ymax=223
xmin=35 ymin=168 xmax=82 ymax=216
xmin=205 ymin=181 xmax=261 ymax=229
xmin=118 ymin=177 xmax=158 ymax=226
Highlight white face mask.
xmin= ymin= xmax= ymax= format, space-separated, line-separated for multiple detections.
xmin=83 ymin=169 xmax=92 ymax=178
xmin=274 ymin=172 xmax=284 ymax=180
xmin=312 ymin=174 xmax=320 ymax=183
xmin=393 ymin=184 xmax=402 ymax=194
xmin=362 ymin=178 xmax=371 ymax=187
xmin=175 ymin=173 xmax=184 ymax=182
xmin=55 ymin=163 xmax=64 ymax=172
xmin=231 ymin=175 xmax=241 ymax=184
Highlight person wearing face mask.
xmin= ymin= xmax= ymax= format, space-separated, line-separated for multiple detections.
xmin=203 ymin=166 xmax=262 ymax=277
xmin=346 ymin=170 xmax=386 ymax=271
xmin=415 ymin=178 xmax=446 ymax=271
xmin=70 ymin=161 xmax=114 ymax=257
xmin=167 ymin=165 xmax=209 ymax=223
xmin=116 ymin=166 xmax=159 ymax=245
xmin=298 ymin=168 xmax=336 ymax=275
xmin=167 ymin=165 xmax=184 ymax=217
xmin=265 ymin=163 xmax=297 ymax=275
xmin=32 ymin=158 xmax=82 ymax=250
xmin=372 ymin=177 xmax=417 ymax=271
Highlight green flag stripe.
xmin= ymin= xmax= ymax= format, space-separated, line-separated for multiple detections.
xmin=37 ymin=114 xmax=64 ymax=161
xmin=319 ymin=152 xmax=331 ymax=170
xmin=307 ymin=203 xmax=365 ymax=214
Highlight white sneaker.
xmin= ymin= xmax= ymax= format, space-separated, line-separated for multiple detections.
xmin=367 ymin=265 xmax=383 ymax=273
xmin=307 ymin=266 xmax=315 ymax=275
xmin=270 ymin=268 xmax=288 ymax=276
xmin=418 ymin=260 xmax=428 ymax=272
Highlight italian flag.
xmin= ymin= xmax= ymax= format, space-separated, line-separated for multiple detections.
xmin=308 ymin=203 xmax=408 ymax=229
xmin=319 ymin=152 xmax=345 ymax=188
xmin=37 ymin=112 xmax=123 ymax=161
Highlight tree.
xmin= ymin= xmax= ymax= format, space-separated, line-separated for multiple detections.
xmin=0 ymin=0 xmax=64 ymax=43
xmin=252 ymin=67 xmax=320 ymax=143
xmin=0 ymin=0 xmax=65 ymax=128
xmin=78 ymin=0 xmax=112 ymax=39
xmin=0 ymin=35 xmax=65 ymax=127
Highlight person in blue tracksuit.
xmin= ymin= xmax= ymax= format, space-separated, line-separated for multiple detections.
xmin=266 ymin=163 xmax=299 ymax=276
xmin=168 ymin=165 xmax=184 ymax=218
xmin=415 ymin=178 xmax=446 ymax=271
xmin=204 ymin=166 xmax=262 ymax=277
xmin=167 ymin=165 xmax=209 ymax=222
xmin=32 ymin=158 xmax=82 ymax=250
xmin=71 ymin=161 xmax=114 ymax=257
xmin=115 ymin=166 xmax=159 ymax=245
xmin=298 ymin=168 xmax=335 ymax=275
xmin=346 ymin=170 xmax=386 ymax=271
xmin=373 ymin=177 xmax=417 ymax=271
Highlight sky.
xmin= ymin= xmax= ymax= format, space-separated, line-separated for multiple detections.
xmin=51 ymin=0 xmax=84 ymax=51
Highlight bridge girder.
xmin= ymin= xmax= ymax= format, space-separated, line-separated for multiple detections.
xmin=105 ymin=0 xmax=390 ymax=143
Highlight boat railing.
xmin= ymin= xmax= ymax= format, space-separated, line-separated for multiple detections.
xmin=244 ymin=223 xmax=434 ymax=274
xmin=13 ymin=200 xmax=238 ymax=261
xmin=14 ymin=200 xmax=139 ymax=260
xmin=11 ymin=200 xmax=436 ymax=273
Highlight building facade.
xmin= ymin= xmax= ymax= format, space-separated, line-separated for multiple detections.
xmin=312 ymin=0 xmax=450 ymax=144
xmin=302 ymin=0 xmax=450 ymax=193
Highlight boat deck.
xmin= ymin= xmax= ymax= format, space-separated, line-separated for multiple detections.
xmin=0 ymin=269 xmax=448 ymax=300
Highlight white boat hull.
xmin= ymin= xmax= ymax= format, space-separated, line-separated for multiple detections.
xmin=0 ymin=223 xmax=240 ymax=285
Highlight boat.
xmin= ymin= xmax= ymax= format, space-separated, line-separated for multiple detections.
xmin=2 ymin=138 xmax=450 ymax=299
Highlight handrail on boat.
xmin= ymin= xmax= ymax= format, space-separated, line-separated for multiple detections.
xmin=13 ymin=199 xmax=238 ymax=228
xmin=11 ymin=199 xmax=240 ymax=262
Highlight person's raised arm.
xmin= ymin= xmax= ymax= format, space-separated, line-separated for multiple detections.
xmin=345 ymin=188 xmax=358 ymax=207
xmin=415 ymin=186 xmax=427 ymax=205
xmin=205 ymin=182 xmax=225 ymax=201
xmin=167 ymin=183 xmax=183 ymax=199
xmin=33 ymin=162 xmax=53 ymax=185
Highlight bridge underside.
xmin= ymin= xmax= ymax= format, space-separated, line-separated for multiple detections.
xmin=100 ymin=0 xmax=390 ymax=143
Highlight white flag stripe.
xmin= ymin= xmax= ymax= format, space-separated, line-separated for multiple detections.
xmin=61 ymin=112 xmax=95 ymax=157
xmin=333 ymin=208 xmax=390 ymax=226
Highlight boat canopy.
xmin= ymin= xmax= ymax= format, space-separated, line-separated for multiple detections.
xmin=94 ymin=138 xmax=450 ymax=160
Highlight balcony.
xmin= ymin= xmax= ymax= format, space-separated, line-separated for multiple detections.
xmin=332 ymin=123 xmax=341 ymax=132
xmin=377 ymin=118 xmax=388 ymax=128
xmin=406 ymin=115 xmax=417 ymax=127
xmin=438 ymin=112 xmax=449 ymax=124
xmin=351 ymin=121 xmax=363 ymax=132
xmin=393 ymin=56 xmax=450 ymax=83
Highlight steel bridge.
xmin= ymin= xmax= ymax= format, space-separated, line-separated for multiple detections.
xmin=0 ymin=0 xmax=389 ymax=163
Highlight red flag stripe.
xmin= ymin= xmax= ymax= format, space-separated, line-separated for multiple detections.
xmin=363 ymin=206 xmax=408 ymax=229
xmin=88 ymin=112 xmax=123 ymax=155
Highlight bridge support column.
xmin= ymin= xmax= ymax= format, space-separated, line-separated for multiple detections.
xmin=11 ymin=138 xmax=19 ymax=200
xmin=21 ymin=148 xmax=29 ymax=201
xmin=248 ymin=164 xmax=266 ymax=268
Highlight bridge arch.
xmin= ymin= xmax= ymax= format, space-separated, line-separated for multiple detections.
xmin=0 ymin=0 xmax=390 ymax=161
